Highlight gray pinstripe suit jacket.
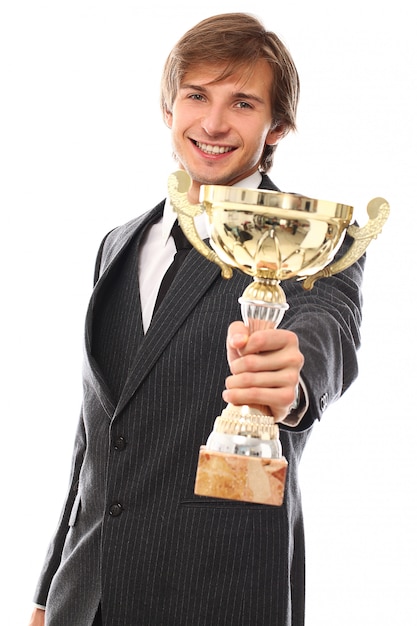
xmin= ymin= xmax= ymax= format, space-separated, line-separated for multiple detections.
xmin=34 ymin=175 xmax=364 ymax=626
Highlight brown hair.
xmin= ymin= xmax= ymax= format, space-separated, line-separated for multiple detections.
xmin=161 ymin=13 xmax=300 ymax=172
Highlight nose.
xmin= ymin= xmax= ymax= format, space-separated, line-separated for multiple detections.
xmin=201 ymin=104 xmax=230 ymax=136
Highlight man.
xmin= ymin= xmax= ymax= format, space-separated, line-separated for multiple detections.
xmin=29 ymin=12 xmax=364 ymax=626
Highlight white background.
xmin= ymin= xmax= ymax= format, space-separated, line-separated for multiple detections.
xmin=1 ymin=1 xmax=416 ymax=625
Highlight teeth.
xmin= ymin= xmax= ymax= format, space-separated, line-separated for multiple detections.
xmin=196 ymin=142 xmax=233 ymax=155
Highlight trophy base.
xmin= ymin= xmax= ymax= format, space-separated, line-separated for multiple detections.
xmin=194 ymin=446 xmax=288 ymax=506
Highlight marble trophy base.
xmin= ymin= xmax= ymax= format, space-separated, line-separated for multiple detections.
xmin=194 ymin=446 xmax=288 ymax=506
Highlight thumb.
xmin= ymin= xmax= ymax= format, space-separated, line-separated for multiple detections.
xmin=227 ymin=321 xmax=249 ymax=359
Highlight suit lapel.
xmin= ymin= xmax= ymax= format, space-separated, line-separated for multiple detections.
xmin=83 ymin=203 xmax=164 ymax=417
xmin=114 ymin=247 xmax=220 ymax=418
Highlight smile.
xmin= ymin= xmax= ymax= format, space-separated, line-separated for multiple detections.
xmin=194 ymin=141 xmax=234 ymax=155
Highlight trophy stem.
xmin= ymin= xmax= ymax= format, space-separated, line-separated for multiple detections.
xmin=237 ymin=283 xmax=288 ymax=415
xmin=239 ymin=276 xmax=289 ymax=332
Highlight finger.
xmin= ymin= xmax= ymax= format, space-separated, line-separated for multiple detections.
xmin=228 ymin=351 xmax=282 ymax=376
xmin=225 ymin=368 xmax=299 ymax=392
xmin=226 ymin=321 xmax=249 ymax=365
xmin=227 ymin=321 xmax=249 ymax=351
xmin=222 ymin=385 xmax=297 ymax=414
xmin=229 ymin=347 xmax=303 ymax=377
xmin=237 ymin=328 xmax=298 ymax=357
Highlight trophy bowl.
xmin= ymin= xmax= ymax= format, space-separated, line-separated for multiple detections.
xmin=168 ymin=170 xmax=389 ymax=506
xmin=203 ymin=184 xmax=353 ymax=281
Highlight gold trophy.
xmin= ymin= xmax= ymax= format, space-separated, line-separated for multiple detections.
xmin=168 ymin=170 xmax=389 ymax=506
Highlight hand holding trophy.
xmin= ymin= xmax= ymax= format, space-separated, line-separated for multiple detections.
xmin=168 ymin=170 xmax=389 ymax=506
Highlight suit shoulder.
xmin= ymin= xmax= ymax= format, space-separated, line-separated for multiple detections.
xmin=93 ymin=200 xmax=165 ymax=283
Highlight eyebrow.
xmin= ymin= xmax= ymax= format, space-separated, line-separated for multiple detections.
xmin=233 ymin=91 xmax=265 ymax=105
xmin=180 ymin=83 xmax=266 ymax=105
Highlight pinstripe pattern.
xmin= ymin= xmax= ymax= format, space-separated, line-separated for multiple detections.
xmin=92 ymin=235 xmax=143 ymax=399
xmin=34 ymin=177 xmax=364 ymax=626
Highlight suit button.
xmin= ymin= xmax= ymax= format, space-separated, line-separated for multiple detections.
xmin=109 ymin=503 xmax=123 ymax=517
xmin=320 ymin=393 xmax=329 ymax=411
xmin=113 ymin=436 xmax=127 ymax=451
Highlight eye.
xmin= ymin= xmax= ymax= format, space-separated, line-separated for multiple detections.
xmin=188 ymin=93 xmax=205 ymax=102
xmin=236 ymin=101 xmax=253 ymax=110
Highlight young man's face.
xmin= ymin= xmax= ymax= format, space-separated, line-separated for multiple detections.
xmin=165 ymin=59 xmax=282 ymax=202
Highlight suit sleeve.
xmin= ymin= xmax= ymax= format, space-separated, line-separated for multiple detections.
xmin=33 ymin=409 xmax=87 ymax=606
xmin=281 ymin=232 xmax=365 ymax=431
xmin=32 ymin=233 xmax=110 ymax=605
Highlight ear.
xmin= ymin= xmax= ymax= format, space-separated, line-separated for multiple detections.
xmin=265 ymin=124 xmax=286 ymax=146
xmin=164 ymin=107 xmax=173 ymax=128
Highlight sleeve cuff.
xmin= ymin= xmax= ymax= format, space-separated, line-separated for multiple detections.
xmin=280 ymin=376 xmax=309 ymax=428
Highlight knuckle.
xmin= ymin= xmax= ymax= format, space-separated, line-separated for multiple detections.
xmin=242 ymin=353 xmax=258 ymax=371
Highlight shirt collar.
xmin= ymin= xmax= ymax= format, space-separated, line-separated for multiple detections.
xmin=162 ymin=171 xmax=263 ymax=243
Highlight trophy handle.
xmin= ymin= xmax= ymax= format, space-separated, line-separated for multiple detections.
xmin=167 ymin=171 xmax=233 ymax=279
xmin=302 ymin=197 xmax=390 ymax=290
